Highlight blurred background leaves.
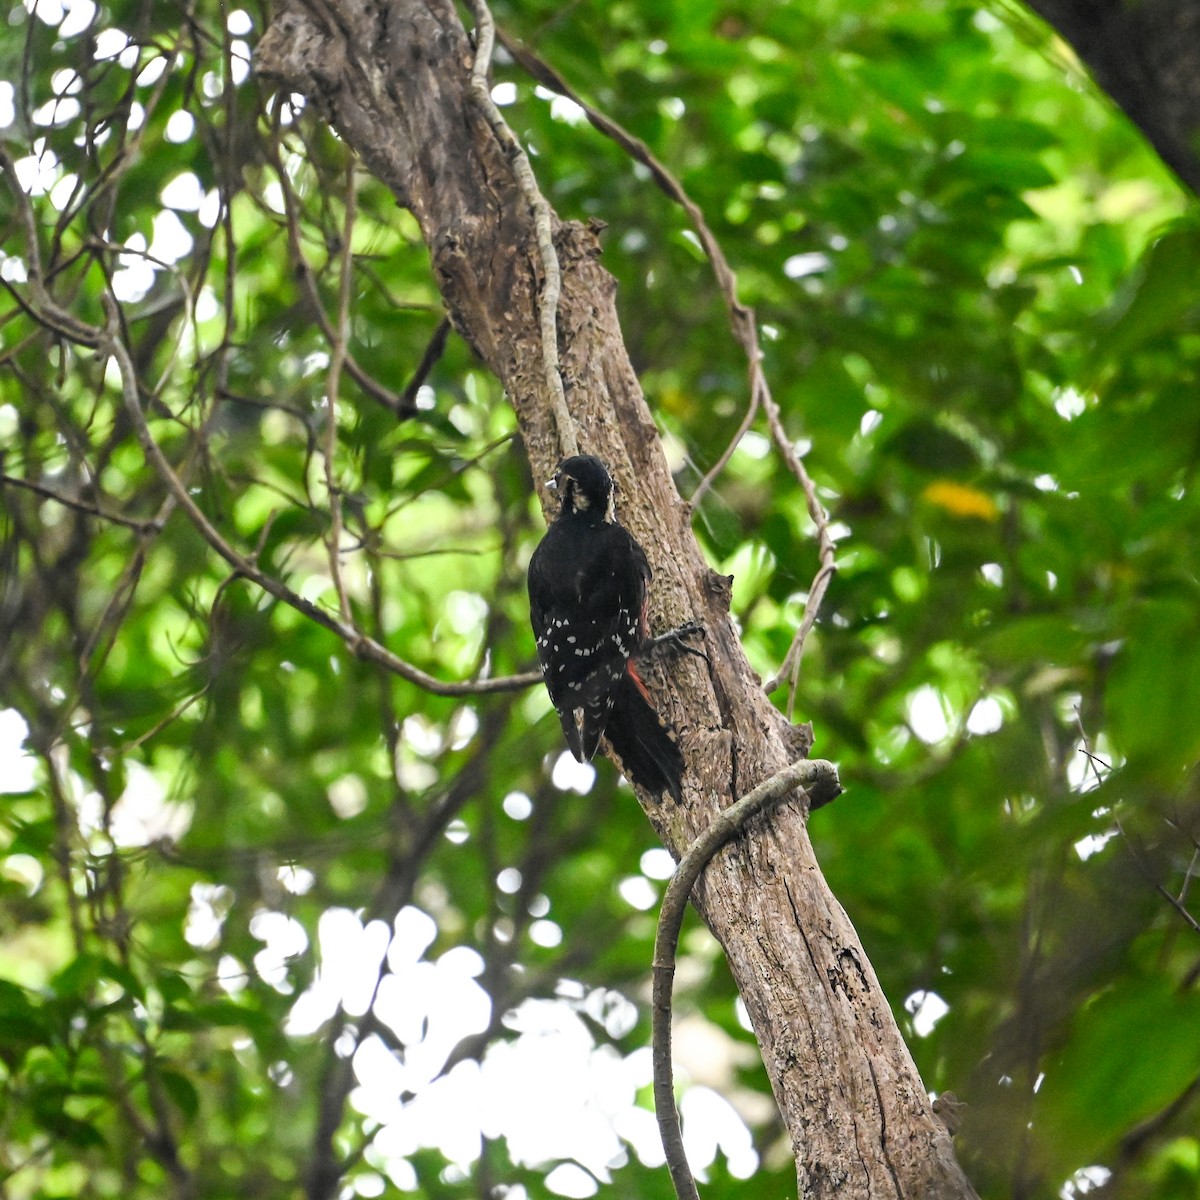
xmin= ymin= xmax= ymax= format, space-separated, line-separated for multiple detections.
xmin=0 ymin=0 xmax=1197 ymax=1197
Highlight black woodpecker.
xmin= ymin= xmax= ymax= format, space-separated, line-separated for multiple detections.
xmin=527 ymin=455 xmax=684 ymax=802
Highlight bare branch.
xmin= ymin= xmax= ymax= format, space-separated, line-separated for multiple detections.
xmin=652 ymin=758 xmax=841 ymax=1200
xmin=0 ymin=473 xmax=163 ymax=533
xmin=469 ymin=0 xmax=577 ymax=459
xmin=399 ymin=315 xmax=451 ymax=410
xmin=266 ymin=124 xmax=418 ymax=417
xmin=324 ymin=160 xmax=357 ymax=625
xmin=100 ymin=293 xmax=541 ymax=697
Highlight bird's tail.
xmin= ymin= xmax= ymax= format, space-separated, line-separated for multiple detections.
xmin=603 ymin=666 xmax=684 ymax=802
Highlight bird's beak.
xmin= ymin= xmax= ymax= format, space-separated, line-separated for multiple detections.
xmin=545 ymin=476 xmax=558 ymax=491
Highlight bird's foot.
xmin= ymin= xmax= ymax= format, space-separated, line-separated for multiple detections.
xmin=645 ymin=621 xmax=709 ymax=665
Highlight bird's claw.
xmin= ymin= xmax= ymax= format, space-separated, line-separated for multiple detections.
xmin=647 ymin=621 xmax=709 ymax=665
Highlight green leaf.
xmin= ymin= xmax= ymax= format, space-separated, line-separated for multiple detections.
xmin=1108 ymin=597 xmax=1200 ymax=770
xmin=885 ymin=419 xmax=979 ymax=473
xmin=977 ymin=616 xmax=1090 ymax=666
xmin=1093 ymin=217 xmax=1200 ymax=367
xmin=159 ymin=1068 xmax=201 ymax=1121
xmin=35 ymin=1109 xmax=108 ymax=1150
xmin=1035 ymin=979 xmax=1200 ymax=1169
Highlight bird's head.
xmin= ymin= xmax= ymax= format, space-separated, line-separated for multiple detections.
xmin=547 ymin=455 xmax=615 ymax=522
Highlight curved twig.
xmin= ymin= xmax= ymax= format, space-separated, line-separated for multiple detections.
xmin=100 ymin=292 xmax=542 ymax=697
xmin=469 ymin=1 xmax=577 ymax=459
xmin=265 ymin=122 xmax=417 ymax=417
xmin=324 ymin=159 xmax=356 ymax=625
xmin=0 ymin=473 xmax=162 ymax=533
xmin=651 ymin=758 xmax=841 ymax=1200
xmin=400 ymin=316 xmax=451 ymax=410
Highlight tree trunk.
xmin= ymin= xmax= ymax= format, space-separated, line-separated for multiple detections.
xmin=256 ymin=3 xmax=977 ymax=1196
xmin=1023 ymin=0 xmax=1200 ymax=195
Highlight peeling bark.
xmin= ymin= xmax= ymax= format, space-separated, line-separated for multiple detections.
xmin=256 ymin=3 xmax=977 ymax=1196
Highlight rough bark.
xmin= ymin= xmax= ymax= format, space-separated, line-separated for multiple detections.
xmin=256 ymin=3 xmax=977 ymax=1196
xmin=1024 ymin=0 xmax=1200 ymax=195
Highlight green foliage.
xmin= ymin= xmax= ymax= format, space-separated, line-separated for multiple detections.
xmin=0 ymin=0 xmax=1198 ymax=1197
